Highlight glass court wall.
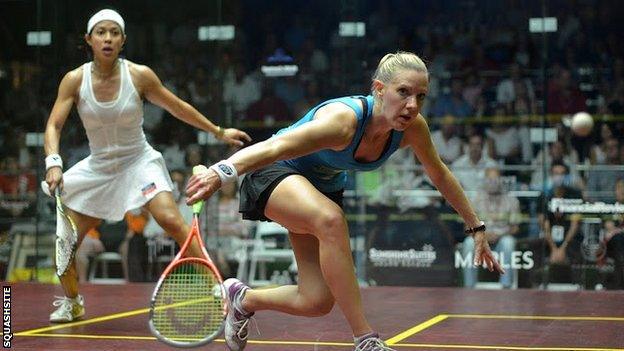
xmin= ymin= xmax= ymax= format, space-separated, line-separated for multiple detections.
xmin=1 ymin=0 xmax=623 ymax=290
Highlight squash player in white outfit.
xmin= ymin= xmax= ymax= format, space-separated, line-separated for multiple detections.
xmin=43 ymin=9 xmax=251 ymax=323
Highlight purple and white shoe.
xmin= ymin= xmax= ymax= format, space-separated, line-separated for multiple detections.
xmin=223 ymin=278 xmax=254 ymax=351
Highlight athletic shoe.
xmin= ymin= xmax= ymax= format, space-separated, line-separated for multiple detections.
xmin=49 ymin=295 xmax=85 ymax=323
xmin=354 ymin=333 xmax=395 ymax=351
xmin=223 ymin=278 xmax=254 ymax=351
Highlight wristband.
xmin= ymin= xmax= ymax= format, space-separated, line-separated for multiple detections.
xmin=465 ymin=221 xmax=486 ymax=235
xmin=45 ymin=154 xmax=63 ymax=171
xmin=209 ymin=160 xmax=238 ymax=185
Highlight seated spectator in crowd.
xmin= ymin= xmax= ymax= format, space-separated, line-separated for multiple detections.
xmin=162 ymin=128 xmax=188 ymax=171
xmin=547 ymin=68 xmax=587 ymax=114
xmin=486 ymin=108 xmax=521 ymax=164
xmin=530 ymin=140 xmax=581 ymax=190
xmin=532 ymin=161 xmax=584 ymax=286
xmin=586 ymin=138 xmax=621 ymax=202
xmin=274 ymin=75 xmax=305 ymax=113
xmin=496 ymin=63 xmax=535 ymax=112
xmin=210 ymin=181 xmax=252 ymax=278
xmin=119 ymin=208 xmax=150 ymax=282
xmin=590 ymin=123 xmax=615 ymax=165
xmin=603 ymin=178 xmax=624 ymax=289
xmin=184 ymin=144 xmax=203 ymax=169
xmin=461 ymin=70 xmax=484 ymax=110
xmin=542 ymin=178 xmax=583 ymax=267
xmin=293 ymin=80 xmax=322 ymax=118
xmin=75 ymin=227 xmax=105 ymax=282
xmin=187 ymin=67 xmax=217 ymax=117
xmin=430 ymin=79 xmax=473 ymax=118
xmin=223 ymin=63 xmax=261 ymax=121
xmin=513 ymin=97 xmax=534 ymax=164
xmin=431 ymin=115 xmax=463 ymax=164
xmin=451 ymin=134 xmax=498 ymax=193
xmin=0 ymin=156 xmax=37 ymax=219
xmin=543 ymin=162 xmax=583 ymax=200
xmin=606 ymin=80 xmax=624 ymax=115
xmin=461 ymin=167 xmax=520 ymax=288
xmin=245 ymin=82 xmax=292 ymax=141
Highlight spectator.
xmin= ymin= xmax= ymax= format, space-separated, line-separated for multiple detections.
xmin=541 ymin=173 xmax=583 ymax=273
xmin=496 ymin=63 xmax=535 ymax=111
xmin=586 ymin=138 xmax=621 ymax=202
xmin=430 ymin=78 xmax=473 ymax=118
xmin=461 ymin=167 xmax=520 ymax=288
xmin=245 ymin=82 xmax=292 ymax=141
xmin=530 ymin=140 xmax=581 ymax=190
xmin=547 ymin=68 xmax=586 ymax=114
xmin=0 ymin=156 xmax=37 ymax=219
xmin=430 ymin=115 xmax=463 ymax=164
xmin=603 ymin=178 xmax=624 ymax=289
xmin=451 ymin=134 xmax=498 ymax=193
xmin=119 ymin=208 xmax=150 ymax=282
xmin=590 ymin=123 xmax=615 ymax=164
xmin=75 ymin=227 xmax=105 ymax=282
xmin=223 ymin=63 xmax=261 ymax=121
xmin=211 ymin=181 xmax=252 ymax=278
xmin=485 ymin=108 xmax=521 ymax=164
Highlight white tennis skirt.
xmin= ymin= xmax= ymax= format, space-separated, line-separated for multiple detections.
xmin=62 ymin=146 xmax=173 ymax=221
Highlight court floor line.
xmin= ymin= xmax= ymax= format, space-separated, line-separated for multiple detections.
xmin=386 ymin=314 xmax=448 ymax=345
xmin=16 ymin=334 xmax=624 ymax=351
xmin=393 ymin=343 xmax=624 ymax=351
xmin=15 ymin=307 xmax=151 ymax=335
xmin=448 ymin=313 xmax=624 ymax=321
xmin=16 ymin=333 xmax=353 ymax=347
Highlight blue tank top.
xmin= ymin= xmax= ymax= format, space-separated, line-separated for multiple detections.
xmin=275 ymin=95 xmax=404 ymax=192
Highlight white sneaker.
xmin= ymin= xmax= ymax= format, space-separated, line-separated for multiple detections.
xmin=354 ymin=333 xmax=395 ymax=351
xmin=49 ymin=295 xmax=85 ymax=323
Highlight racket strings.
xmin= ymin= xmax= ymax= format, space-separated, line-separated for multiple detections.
xmin=152 ymin=262 xmax=224 ymax=341
xmin=55 ymin=203 xmax=78 ymax=275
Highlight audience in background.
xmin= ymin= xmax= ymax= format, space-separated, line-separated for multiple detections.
xmin=461 ymin=168 xmax=520 ymax=288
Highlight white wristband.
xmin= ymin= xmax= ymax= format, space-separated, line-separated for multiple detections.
xmin=45 ymin=154 xmax=63 ymax=171
xmin=209 ymin=160 xmax=238 ymax=185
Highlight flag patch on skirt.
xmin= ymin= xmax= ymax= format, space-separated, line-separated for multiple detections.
xmin=141 ymin=182 xmax=157 ymax=196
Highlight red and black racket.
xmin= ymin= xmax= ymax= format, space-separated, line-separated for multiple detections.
xmin=149 ymin=165 xmax=226 ymax=347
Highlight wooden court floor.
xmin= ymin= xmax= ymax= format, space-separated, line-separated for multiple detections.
xmin=8 ymin=283 xmax=624 ymax=350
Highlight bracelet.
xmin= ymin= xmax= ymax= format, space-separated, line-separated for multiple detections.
xmin=215 ymin=126 xmax=225 ymax=138
xmin=45 ymin=154 xmax=63 ymax=171
xmin=209 ymin=160 xmax=238 ymax=185
xmin=464 ymin=221 xmax=486 ymax=235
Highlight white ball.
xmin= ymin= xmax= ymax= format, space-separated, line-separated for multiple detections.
xmin=571 ymin=111 xmax=593 ymax=137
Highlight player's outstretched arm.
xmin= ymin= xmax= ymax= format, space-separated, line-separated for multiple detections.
xmin=138 ymin=64 xmax=251 ymax=146
xmin=185 ymin=103 xmax=357 ymax=204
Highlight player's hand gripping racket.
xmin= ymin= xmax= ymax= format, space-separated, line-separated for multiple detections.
xmin=149 ymin=165 xmax=227 ymax=347
xmin=54 ymin=187 xmax=78 ymax=276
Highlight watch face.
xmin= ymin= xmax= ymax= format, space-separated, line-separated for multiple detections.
xmin=218 ymin=164 xmax=234 ymax=176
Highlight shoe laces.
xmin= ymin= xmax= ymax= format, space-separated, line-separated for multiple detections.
xmin=52 ymin=296 xmax=73 ymax=312
xmin=233 ymin=314 xmax=259 ymax=340
xmin=355 ymin=337 xmax=395 ymax=351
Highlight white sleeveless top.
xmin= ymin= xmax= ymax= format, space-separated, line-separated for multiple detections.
xmin=62 ymin=59 xmax=173 ymax=221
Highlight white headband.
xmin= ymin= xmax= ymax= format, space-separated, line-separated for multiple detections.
xmin=87 ymin=9 xmax=125 ymax=34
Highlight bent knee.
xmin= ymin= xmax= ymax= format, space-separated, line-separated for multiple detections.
xmin=312 ymin=209 xmax=347 ymax=240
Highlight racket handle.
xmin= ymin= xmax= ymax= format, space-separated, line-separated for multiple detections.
xmin=192 ymin=165 xmax=208 ymax=214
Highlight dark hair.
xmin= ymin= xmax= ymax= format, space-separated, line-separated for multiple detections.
xmin=550 ymin=161 xmax=569 ymax=174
